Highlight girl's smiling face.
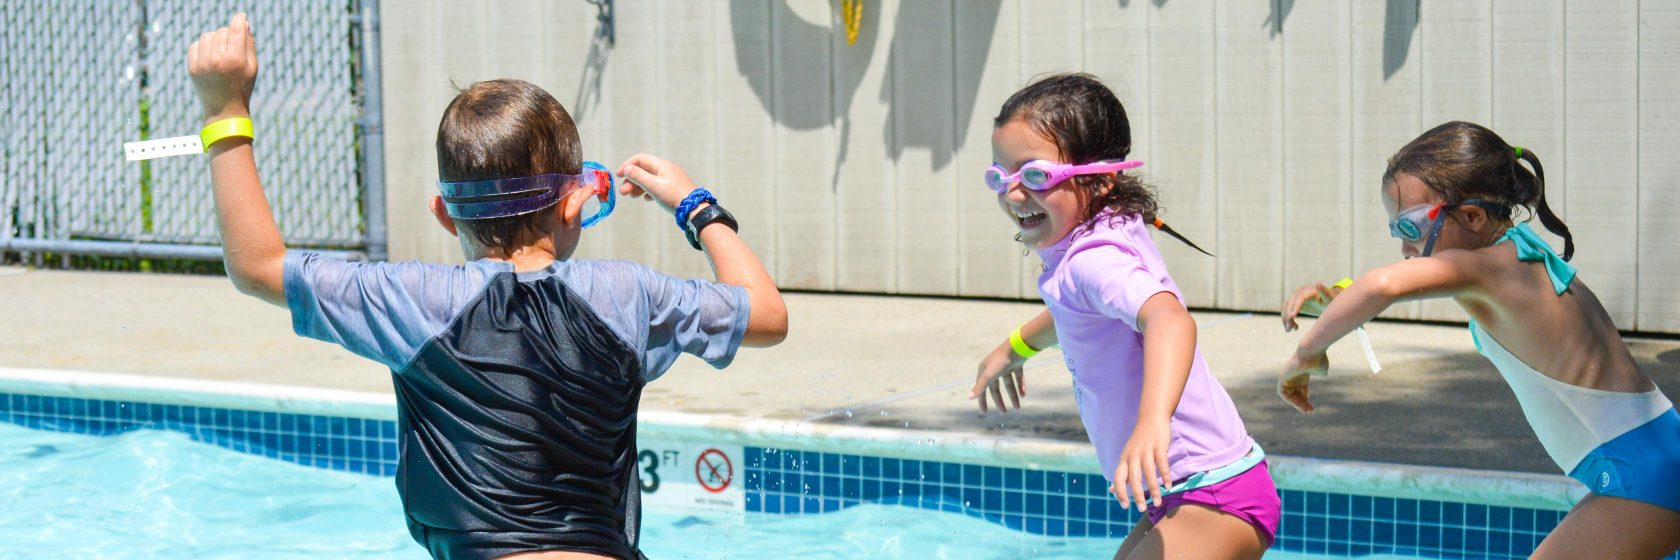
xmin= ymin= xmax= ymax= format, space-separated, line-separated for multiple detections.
xmin=992 ymin=119 xmax=1090 ymax=250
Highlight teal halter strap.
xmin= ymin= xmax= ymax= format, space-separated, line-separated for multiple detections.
xmin=1497 ymin=223 xmax=1576 ymax=295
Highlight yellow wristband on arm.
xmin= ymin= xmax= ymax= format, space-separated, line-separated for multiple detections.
xmin=1333 ymin=277 xmax=1354 ymax=291
xmin=1008 ymin=328 xmax=1040 ymax=359
xmin=200 ymin=117 xmax=254 ymax=149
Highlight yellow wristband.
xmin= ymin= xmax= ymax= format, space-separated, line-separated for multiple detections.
xmin=200 ymin=117 xmax=254 ymax=149
xmin=1008 ymin=328 xmax=1039 ymax=359
xmin=1333 ymin=277 xmax=1354 ymax=291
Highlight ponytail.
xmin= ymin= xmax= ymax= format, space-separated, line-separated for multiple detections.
xmin=1512 ymin=146 xmax=1574 ymax=261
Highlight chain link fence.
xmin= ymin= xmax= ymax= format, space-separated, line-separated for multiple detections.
xmin=0 ymin=0 xmax=379 ymax=263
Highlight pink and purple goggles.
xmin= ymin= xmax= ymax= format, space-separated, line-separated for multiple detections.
xmin=984 ymin=159 xmax=1144 ymax=193
xmin=438 ymin=161 xmax=616 ymax=227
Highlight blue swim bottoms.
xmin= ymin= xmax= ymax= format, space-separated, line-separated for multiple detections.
xmin=1568 ymin=407 xmax=1680 ymax=514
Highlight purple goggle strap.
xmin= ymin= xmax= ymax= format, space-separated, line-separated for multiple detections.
xmin=439 ymin=161 xmax=609 ymax=220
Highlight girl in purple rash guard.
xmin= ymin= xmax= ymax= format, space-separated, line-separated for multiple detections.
xmin=969 ymin=73 xmax=1278 ymax=559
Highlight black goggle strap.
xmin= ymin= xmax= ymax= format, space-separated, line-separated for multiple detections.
xmin=1420 ymin=199 xmax=1511 ymax=257
xmin=1151 ymin=217 xmax=1215 ymax=257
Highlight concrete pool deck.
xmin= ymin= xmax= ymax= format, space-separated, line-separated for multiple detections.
xmin=3 ymin=265 xmax=1678 ymax=475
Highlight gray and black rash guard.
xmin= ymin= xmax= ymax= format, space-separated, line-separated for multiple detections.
xmin=284 ymin=251 xmax=750 ymax=560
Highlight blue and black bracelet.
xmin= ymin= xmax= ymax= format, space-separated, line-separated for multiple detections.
xmin=673 ymin=188 xmax=717 ymax=231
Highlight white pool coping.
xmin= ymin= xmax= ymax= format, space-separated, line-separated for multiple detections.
xmin=0 ymin=367 xmax=1586 ymax=511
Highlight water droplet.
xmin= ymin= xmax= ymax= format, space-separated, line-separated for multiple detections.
xmin=844 ymin=410 xmax=853 ymax=418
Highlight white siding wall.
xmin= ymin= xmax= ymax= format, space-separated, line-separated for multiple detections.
xmin=382 ymin=0 xmax=1680 ymax=333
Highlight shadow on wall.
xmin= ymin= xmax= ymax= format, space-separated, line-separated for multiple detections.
xmin=1264 ymin=0 xmax=1417 ymax=80
xmin=727 ymin=0 xmax=1002 ymax=181
xmin=1382 ymin=0 xmax=1419 ymax=80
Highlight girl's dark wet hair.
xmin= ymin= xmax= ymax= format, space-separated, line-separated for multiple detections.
xmin=1384 ymin=121 xmax=1574 ymax=260
xmin=994 ymin=73 xmax=1158 ymax=226
xmin=994 ymin=73 xmax=1212 ymax=255
xmin=436 ymin=79 xmax=582 ymax=256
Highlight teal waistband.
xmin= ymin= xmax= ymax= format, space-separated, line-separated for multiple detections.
xmin=1164 ymin=442 xmax=1266 ymax=495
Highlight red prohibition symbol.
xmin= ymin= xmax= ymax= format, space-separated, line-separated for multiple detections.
xmin=695 ymin=448 xmax=733 ymax=493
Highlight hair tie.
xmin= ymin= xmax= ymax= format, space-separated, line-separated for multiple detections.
xmin=1513 ymin=146 xmax=1525 ymax=158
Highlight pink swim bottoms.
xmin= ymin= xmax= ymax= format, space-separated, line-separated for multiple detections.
xmin=1144 ymin=459 xmax=1281 ymax=545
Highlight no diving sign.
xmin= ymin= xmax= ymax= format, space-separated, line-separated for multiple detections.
xmin=637 ymin=439 xmax=743 ymax=512
xmin=695 ymin=448 xmax=733 ymax=492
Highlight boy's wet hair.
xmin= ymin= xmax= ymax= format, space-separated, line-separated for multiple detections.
xmin=1385 ymin=121 xmax=1573 ymax=260
xmin=436 ymin=79 xmax=582 ymax=256
xmin=994 ymin=72 xmax=1159 ymax=228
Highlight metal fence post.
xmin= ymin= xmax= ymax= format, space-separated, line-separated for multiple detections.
xmin=358 ymin=0 xmax=387 ymax=262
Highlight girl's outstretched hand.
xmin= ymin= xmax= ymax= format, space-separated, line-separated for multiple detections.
xmin=1279 ymin=350 xmax=1328 ymax=413
xmin=1281 ymin=281 xmax=1340 ymax=332
xmin=969 ymin=343 xmax=1026 ymax=413
xmin=188 ymin=13 xmax=258 ymax=123
xmin=1111 ymin=420 xmax=1172 ymax=512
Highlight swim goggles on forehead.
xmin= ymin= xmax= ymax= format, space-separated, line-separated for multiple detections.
xmin=438 ymin=161 xmax=616 ymax=226
xmin=984 ymin=159 xmax=1144 ymax=193
xmin=1389 ymin=199 xmax=1510 ymax=257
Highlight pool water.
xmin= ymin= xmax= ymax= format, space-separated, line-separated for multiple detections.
xmin=0 ymin=423 xmax=1402 ymax=559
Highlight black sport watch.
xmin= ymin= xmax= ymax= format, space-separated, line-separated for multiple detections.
xmin=684 ymin=204 xmax=739 ymax=250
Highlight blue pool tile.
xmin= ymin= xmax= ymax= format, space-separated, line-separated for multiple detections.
xmin=781 ymin=494 xmax=800 ymax=514
xmin=1420 ymin=500 xmax=1443 ymax=525
xmin=1047 ymin=471 xmax=1066 ymax=493
xmin=983 ymin=466 xmax=1002 ymax=488
xmin=1467 ymin=504 xmax=1487 ymax=527
xmin=861 ymin=456 xmax=880 ymax=478
xmin=1330 ymin=517 xmax=1348 ymax=539
xmin=821 ymin=498 xmax=840 ymax=513
xmin=1352 ymin=519 xmax=1372 ymax=542
xmin=1005 ymin=468 xmax=1024 ymax=490
xmin=1489 ymin=505 xmax=1510 ymax=529
xmin=1046 ymin=494 xmax=1065 ymax=517
xmin=962 ymin=464 xmax=980 ymax=486
xmin=843 ymin=477 xmax=860 ymax=499
xmin=745 ymin=492 xmax=763 ymax=512
xmin=821 ymin=475 xmax=840 ymax=495
xmin=1353 ymin=495 xmax=1372 ymax=518
xmin=881 ymin=458 xmax=900 ymax=479
xmin=1026 ymin=470 xmax=1045 ymax=492
xmin=841 ymin=454 xmax=860 ymax=477
xmin=916 ymin=460 xmax=938 ymax=483
xmin=1068 ymin=520 xmax=1089 ymax=537
xmin=1443 ymin=526 xmax=1464 ymax=549
xmin=1487 ymin=530 xmax=1510 ymax=554
xmin=1444 ymin=501 xmax=1464 ymax=525
xmin=1467 ymin=528 xmax=1487 ymax=552
xmin=1396 ymin=498 xmax=1417 ymax=522
xmin=861 ymin=479 xmax=879 ymax=498
xmin=1512 ymin=508 xmax=1533 ymax=532
xmin=883 ymin=480 xmax=901 ymax=498
xmin=1002 ymin=514 xmax=1024 ymax=531
xmin=1396 ymin=522 xmax=1418 ymax=547
xmin=1306 ymin=492 xmax=1328 ymax=515
xmin=821 ymin=452 xmax=839 ymax=474
xmin=802 ymin=496 xmax=821 ymax=513
xmin=1374 ymin=497 xmax=1394 ymax=519
xmin=1025 ymin=516 xmax=1046 ymax=535
xmin=941 ymin=463 xmax=961 ymax=485
xmin=1330 ymin=493 xmax=1350 ymax=516
xmin=983 ymin=489 xmax=1002 ymax=511
xmin=802 ymin=473 xmax=821 ymax=495
xmin=905 ymin=459 xmax=927 ymax=481
xmin=1046 ymin=518 xmax=1066 ymax=537
xmin=1419 ymin=525 xmax=1442 ymax=549
xmin=1306 ymin=516 xmax=1326 ymax=539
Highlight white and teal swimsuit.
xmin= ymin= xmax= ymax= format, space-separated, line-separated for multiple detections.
xmin=1468 ymin=223 xmax=1680 ymax=513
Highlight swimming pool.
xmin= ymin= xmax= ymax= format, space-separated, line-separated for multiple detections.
xmin=0 ymin=368 xmax=1659 ymax=559
xmin=0 ymin=422 xmax=1365 ymax=559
